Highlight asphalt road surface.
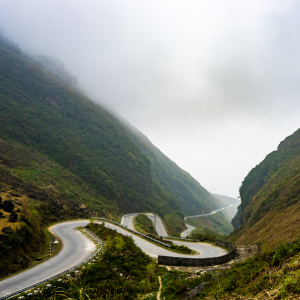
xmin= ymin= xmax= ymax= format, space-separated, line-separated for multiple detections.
xmin=0 ymin=219 xmax=227 ymax=298
xmin=114 ymin=218 xmax=227 ymax=258
xmin=0 ymin=221 xmax=96 ymax=298
xmin=181 ymin=224 xmax=196 ymax=237
xmin=121 ymin=213 xmax=168 ymax=236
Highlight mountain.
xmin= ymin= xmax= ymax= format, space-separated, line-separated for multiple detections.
xmin=0 ymin=35 xmax=222 ymax=236
xmin=229 ymin=128 xmax=300 ymax=249
xmin=0 ymin=35 xmax=186 ymax=235
xmin=118 ymin=120 xmax=223 ymax=216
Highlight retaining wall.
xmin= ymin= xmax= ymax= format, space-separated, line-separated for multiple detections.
xmin=158 ymin=240 xmax=236 ymax=266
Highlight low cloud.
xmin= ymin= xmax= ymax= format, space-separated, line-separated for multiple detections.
xmin=0 ymin=0 xmax=299 ymax=196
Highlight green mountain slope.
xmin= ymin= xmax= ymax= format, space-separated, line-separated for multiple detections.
xmin=186 ymin=210 xmax=234 ymax=236
xmin=229 ymin=128 xmax=300 ymax=249
xmin=119 ymin=121 xmax=221 ymax=216
xmin=0 ymin=36 xmax=188 ymax=234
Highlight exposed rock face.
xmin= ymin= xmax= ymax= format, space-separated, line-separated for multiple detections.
xmin=1 ymin=226 xmax=13 ymax=234
xmin=3 ymin=200 xmax=15 ymax=213
xmin=14 ymin=199 xmax=22 ymax=205
xmin=9 ymin=212 xmax=18 ymax=222
xmin=185 ymin=283 xmax=207 ymax=299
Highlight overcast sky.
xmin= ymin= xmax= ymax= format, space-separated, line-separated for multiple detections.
xmin=1 ymin=0 xmax=300 ymax=198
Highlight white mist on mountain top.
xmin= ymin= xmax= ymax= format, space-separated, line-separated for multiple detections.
xmin=0 ymin=0 xmax=299 ymax=197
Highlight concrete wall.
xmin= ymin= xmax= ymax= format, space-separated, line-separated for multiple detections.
xmin=158 ymin=240 xmax=236 ymax=266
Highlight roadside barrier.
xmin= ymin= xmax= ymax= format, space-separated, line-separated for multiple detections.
xmin=0 ymin=228 xmax=103 ymax=300
xmin=158 ymin=240 xmax=236 ymax=267
xmin=163 ymin=236 xmax=194 ymax=242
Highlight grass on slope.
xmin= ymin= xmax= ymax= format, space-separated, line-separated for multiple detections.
xmin=0 ymin=137 xmax=116 ymax=218
xmin=0 ymin=166 xmax=94 ymax=279
xmin=227 ymin=197 xmax=300 ymax=251
xmin=190 ymin=227 xmax=228 ymax=242
xmin=120 ymin=121 xmax=221 ymax=216
xmin=135 ymin=214 xmax=157 ymax=235
xmin=198 ymin=239 xmax=300 ymax=299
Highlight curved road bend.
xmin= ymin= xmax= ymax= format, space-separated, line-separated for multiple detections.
xmin=0 ymin=220 xmax=227 ymax=298
xmin=0 ymin=221 xmax=96 ymax=298
xmin=123 ymin=213 xmax=195 ymax=239
xmin=120 ymin=215 xmax=226 ymax=257
xmin=181 ymin=224 xmax=196 ymax=238
xmin=122 ymin=213 xmax=168 ymax=236
xmin=182 ymin=203 xmax=239 ymax=237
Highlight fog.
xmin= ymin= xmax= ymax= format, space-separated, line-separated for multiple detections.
xmin=1 ymin=0 xmax=300 ymax=197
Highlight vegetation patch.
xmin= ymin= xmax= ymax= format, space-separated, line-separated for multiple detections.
xmin=134 ymin=214 xmax=157 ymax=235
xmin=14 ymin=222 xmax=163 ymax=300
xmin=186 ymin=210 xmax=234 ymax=236
xmin=196 ymin=239 xmax=300 ymax=299
xmin=0 ymin=167 xmax=94 ymax=279
xmin=189 ymin=228 xmax=226 ymax=243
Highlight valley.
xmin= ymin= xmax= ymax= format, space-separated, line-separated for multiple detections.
xmin=0 ymin=31 xmax=300 ymax=299
xmin=0 ymin=218 xmax=228 ymax=298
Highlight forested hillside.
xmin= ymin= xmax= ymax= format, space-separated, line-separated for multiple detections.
xmin=119 ymin=121 xmax=223 ymax=216
xmin=229 ymin=128 xmax=300 ymax=249
xmin=0 ymin=35 xmax=189 ymax=235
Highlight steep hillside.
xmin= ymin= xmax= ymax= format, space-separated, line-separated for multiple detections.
xmin=120 ymin=121 xmax=221 ymax=216
xmin=0 ymin=165 xmax=96 ymax=278
xmin=229 ymin=128 xmax=300 ymax=249
xmin=0 ymin=35 xmax=188 ymax=234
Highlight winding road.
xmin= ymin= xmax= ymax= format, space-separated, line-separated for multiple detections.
xmin=120 ymin=213 xmax=227 ymax=256
xmin=181 ymin=203 xmax=239 ymax=237
xmin=0 ymin=218 xmax=227 ymax=298
xmin=181 ymin=224 xmax=196 ymax=238
xmin=0 ymin=221 xmax=96 ymax=298
xmin=184 ymin=203 xmax=236 ymax=220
